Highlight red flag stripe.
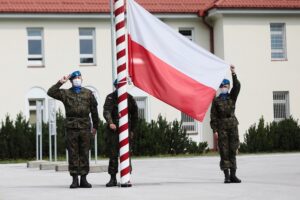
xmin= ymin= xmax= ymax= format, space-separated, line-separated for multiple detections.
xmin=128 ymin=35 xmax=216 ymax=121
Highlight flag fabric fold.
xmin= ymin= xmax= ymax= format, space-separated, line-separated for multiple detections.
xmin=127 ymin=0 xmax=229 ymax=121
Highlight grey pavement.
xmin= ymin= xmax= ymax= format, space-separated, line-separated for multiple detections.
xmin=0 ymin=153 xmax=300 ymax=200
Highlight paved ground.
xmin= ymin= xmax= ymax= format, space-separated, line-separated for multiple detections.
xmin=0 ymin=153 xmax=300 ymax=200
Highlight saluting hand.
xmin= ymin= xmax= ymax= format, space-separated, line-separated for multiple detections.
xmin=60 ymin=74 xmax=71 ymax=84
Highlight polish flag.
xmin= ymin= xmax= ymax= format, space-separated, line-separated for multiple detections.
xmin=127 ymin=0 xmax=229 ymax=122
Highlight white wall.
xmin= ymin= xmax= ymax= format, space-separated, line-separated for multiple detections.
xmin=0 ymin=18 xmax=113 ymax=121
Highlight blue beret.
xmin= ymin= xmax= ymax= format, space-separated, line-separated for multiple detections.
xmin=220 ymin=79 xmax=230 ymax=87
xmin=70 ymin=71 xmax=81 ymax=80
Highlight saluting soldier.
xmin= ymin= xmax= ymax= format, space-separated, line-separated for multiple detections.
xmin=47 ymin=71 xmax=99 ymax=188
xmin=210 ymin=65 xmax=242 ymax=184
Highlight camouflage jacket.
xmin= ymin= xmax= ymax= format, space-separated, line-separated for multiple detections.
xmin=210 ymin=74 xmax=241 ymax=132
xmin=103 ymin=91 xmax=138 ymax=131
xmin=47 ymin=81 xmax=99 ymax=130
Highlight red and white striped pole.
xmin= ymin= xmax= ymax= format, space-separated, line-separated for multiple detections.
xmin=114 ymin=0 xmax=131 ymax=187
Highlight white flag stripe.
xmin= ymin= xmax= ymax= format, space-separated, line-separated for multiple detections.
xmin=128 ymin=0 xmax=229 ymax=89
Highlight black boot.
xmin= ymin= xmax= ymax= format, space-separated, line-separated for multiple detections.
xmin=70 ymin=175 xmax=79 ymax=189
xmin=230 ymin=168 xmax=241 ymax=183
xmin=106 ymin=174 xmax=117 ymax=187
xmin=80 ymin=175 xmax=92 ymax=188
xmin=224 ymin=169 xmax=231 ymax=183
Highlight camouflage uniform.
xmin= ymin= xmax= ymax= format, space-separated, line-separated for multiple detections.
xmin=103 ymin=91 xmax=138 ymax=175
xmin=47 ymin=81 xmax=99 ymax=176
xmin=210 ymin=74 xmax=241 ymax=170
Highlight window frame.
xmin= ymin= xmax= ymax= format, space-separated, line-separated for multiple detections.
xmin=28 ymin=98 xmax=45 ymax=125
xmin=178 ymin=27 xmax=194 ymax=41
xmin=270 ymin=23 xmax=287 ymax=61
xmin=27 ymin=28 xmax=44 ymax=67
xmin=133 ymin=96 xmax=148 ymax=121
xmin=79 ymin=28 xmax=96 ymax=66
xmin=273 ymin=91 xmax=290 ymax=122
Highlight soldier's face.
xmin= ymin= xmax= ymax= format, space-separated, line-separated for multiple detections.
xmin=72 ymin=76 xmax=82 ymax=87
xmin=220 ymin=84 xmax=230 ymax=94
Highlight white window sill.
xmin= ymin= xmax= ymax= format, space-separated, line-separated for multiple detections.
xmin=271 ymin=58 xmax=288 ymax=62
xmin=27 ymin=65 xmax=45 ymax=68
xmin=79 ymin=64 xmax=97 ymax=67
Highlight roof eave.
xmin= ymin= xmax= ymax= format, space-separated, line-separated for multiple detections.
xmin=207 ymin=8 xmax=300 ymax=17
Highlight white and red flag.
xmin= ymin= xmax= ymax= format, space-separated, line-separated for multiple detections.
xmin=127 ymin=0 xmax=229 ymax=122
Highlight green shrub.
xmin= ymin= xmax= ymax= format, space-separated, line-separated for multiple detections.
xmin=0 ymin=113 xmax=209 ymax=160
xmin=240 ymin=116 xmax=300 ymax=153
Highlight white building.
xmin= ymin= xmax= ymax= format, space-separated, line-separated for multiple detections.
xmin=0 ymin=0 xmax=300 ymax=148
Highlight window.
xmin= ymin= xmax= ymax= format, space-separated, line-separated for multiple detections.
xmin=27 ymin=28 xmax=44 ymax=66
xmin=179 ymin=28 xmax=194 ymax=41
xmin=134 ymin=97 xmax=147 ymax=120
xmin=270 ymin=23 xmax=287 ymax=60
xmin=28 ymin=99 xmax=45 ymax=124
xmin=273 ymin=91 xmax=290 ymax=121
xmin=79 ymin=28 xmax=96 ymax=64
xmin=181 ymin=113 xmax=198 ymax=134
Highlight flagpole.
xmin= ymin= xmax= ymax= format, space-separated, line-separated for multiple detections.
xmin=113 ymin=0 xmax=132 ymax=187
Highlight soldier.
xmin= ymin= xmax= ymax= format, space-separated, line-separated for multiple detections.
xmin=103 ymin=79 xmax=138 ymax=187
xmin=210 ymin=65 xmax=241 ymax=184
xmin=47 ymin=71 xmax=99 ymax=189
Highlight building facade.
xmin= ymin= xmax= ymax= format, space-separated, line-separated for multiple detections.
xmin=0 ymin=0 xmax=300 ymax=148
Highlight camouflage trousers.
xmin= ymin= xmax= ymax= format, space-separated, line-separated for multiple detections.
xmin=218 ymin=127 xmax=240 ymax=170
xmin=106 ymin=128 xmax=132 ymax=175
xmin=66 ymin=128 xmax=91 ymax=176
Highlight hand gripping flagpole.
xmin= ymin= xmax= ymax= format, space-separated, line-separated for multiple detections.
xmin=114 ymin=0 xmax=131 ymax=187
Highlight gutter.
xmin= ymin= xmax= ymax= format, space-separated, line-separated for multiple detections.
xmin=201 ymin=12 xmax=214 ymax=54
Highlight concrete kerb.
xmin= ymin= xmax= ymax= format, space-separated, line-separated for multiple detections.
xmin=39 ymin=162 xmax=66 ymax=170
xmin=27 ymin=160 xmax=49 ymax=168
xmin=55 ymin=163 xmax=108 ymax=173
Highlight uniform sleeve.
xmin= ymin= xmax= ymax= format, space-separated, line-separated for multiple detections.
xmin=230 ymin=73 xmax=241 ymax=102
xmin=129 ymin=95 xmax=138 ymax=130
xmin=103 ymin=95 xmax=114 ymax=124
xmin=90 ymin=92 xmax=99 ymax=130
xmin=47 ymin=81 xmax=65 ymax=101
xmin=210 ymin=98 xmax=218 ymax=133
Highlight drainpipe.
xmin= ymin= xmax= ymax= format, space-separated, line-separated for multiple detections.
xmin=202 ymin=14 xmax=214 ymax=54
xmin=201 ymin=12 xmax=218 ymax=151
